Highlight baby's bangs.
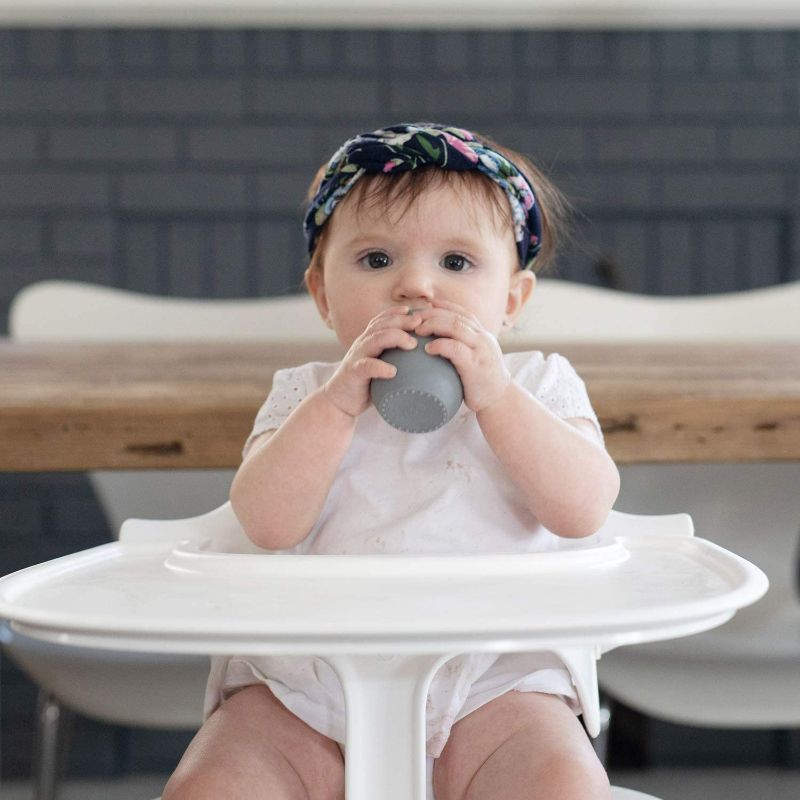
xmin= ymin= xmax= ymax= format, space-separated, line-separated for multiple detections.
xmin=345 ymin=168 xmax=513 ymax=234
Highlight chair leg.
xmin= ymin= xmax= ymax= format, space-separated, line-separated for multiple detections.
xmin=33 ymin=689 xmax=72 ymax=800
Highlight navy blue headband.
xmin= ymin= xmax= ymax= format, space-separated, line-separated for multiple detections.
xmin=303 ymin=122 xmax=543 ymax=270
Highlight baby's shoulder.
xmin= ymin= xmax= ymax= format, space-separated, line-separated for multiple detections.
xmin=273 ymin=360 xmax=340 ymax=393
xmin=504 ymin=349 xmax=583 ymax=393
xmin=504 ymin=349 xmax=567 ymax=376
xmin=503 ymin=349 xmax=545 ymax=373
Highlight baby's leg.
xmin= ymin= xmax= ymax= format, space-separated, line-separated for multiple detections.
xmin=433 ymin=690 xmax=611 ymax=800
xmin=162 ymin=684 xmax=345 ymax=800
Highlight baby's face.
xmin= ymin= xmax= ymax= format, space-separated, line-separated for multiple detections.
xmin=308 ymin=181 xmax=532 ymax=348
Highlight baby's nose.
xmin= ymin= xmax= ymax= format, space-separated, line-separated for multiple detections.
xmin=392 ymin=264 xmax=434 ymax=302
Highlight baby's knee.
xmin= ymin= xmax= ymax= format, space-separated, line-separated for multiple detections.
xmin=161 ymin=766 xmax=221 ymax=800
xmin=160 ymin=746 xmax=306 ymax=800
xmin=434 ymin=733 xmax=611 ymax=800
xmin=540 ymin=747 xmax=612 ymax=800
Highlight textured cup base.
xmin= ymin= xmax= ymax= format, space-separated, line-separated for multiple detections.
xmin=377 ymin=389 xmax=449 ymax=433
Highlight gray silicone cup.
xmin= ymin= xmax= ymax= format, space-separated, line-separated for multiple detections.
xmin=370 ymin=335 xmax=464 ymax=433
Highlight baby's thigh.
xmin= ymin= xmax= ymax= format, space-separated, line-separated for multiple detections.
xmin=433 ymin=690 xmax=606 ymax=800
xmin=162 ymin=684 xmax=344 ymax=800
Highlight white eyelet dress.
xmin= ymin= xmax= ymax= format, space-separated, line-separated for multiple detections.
xmin=204 ymin=351 xmax=605 ymax=794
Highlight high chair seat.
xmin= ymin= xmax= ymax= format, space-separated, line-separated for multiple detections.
xmin=0 ymin=503 xmax=766 ymax=800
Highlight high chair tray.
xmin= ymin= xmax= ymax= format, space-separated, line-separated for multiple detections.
xmin=0 ymin=527 xmax=767 ymax=657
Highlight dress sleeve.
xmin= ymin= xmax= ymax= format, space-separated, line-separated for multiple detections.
xmin=517 ymin=352 xmax=604 ymax=444
xmin=241 ymin=365 xmax=312 ymax=459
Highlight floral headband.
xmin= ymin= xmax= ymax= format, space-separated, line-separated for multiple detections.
xmin=303 ymin=122 xmax=543 ymax=270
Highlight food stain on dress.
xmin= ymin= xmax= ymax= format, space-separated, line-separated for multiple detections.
xmin=446 ymin=459 xmax=472 ymax=482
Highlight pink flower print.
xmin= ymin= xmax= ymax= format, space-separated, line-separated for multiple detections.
xmin=442 ymin=132 xmax=478 ymax=163
xmin=509 ymin=176 xmax=534 ymax=210
xmin=383 ymin=158 xmax=403 ymax=173
xmin=454 ymin=127 xmax=475 ymax=141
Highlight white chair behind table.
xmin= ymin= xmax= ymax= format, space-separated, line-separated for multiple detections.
xmin=508 ymin=279 xmax=800 ymax=748
xmin=5 ymin=280 xmax=335 ymax=800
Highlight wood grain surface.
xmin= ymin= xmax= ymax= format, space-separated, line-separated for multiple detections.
xmin=2 ymin=340 xmax=798 ymax=470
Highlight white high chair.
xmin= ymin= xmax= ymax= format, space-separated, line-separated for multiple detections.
xmin=0 ymin=501 xmax=767 ymax=800
xmin=5 ymin=280 xmax=333 ymax=799
xmin=508 ymin=279 xmax=800 ymax=743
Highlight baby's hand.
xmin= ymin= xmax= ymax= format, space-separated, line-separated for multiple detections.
xmin=323 ymin=306 xmax=421 ymax=418
xmin=414 ymin=300 xmax=511 ymax=413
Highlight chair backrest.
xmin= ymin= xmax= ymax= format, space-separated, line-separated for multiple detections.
xmin=16 ymin=277 xmax=797 ymax=345
xmin=118 ymin=499 xmax=694 ymax=550
xmin=9 ymin=279 xmax=334 ymax=342
xmin=505 ymin=278 xmax=800 ymax=344
xmin=7 ymin=281 xmax=333 ymax=532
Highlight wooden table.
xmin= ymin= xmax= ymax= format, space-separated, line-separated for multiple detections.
xmin=1 ymin=340 xmax=799 ymax=471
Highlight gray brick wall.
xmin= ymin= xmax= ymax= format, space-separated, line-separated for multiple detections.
xmin=1 ymin=27 xmax=799 ymax=781
xmin=2 ymin=28 xmax=799 ymax=329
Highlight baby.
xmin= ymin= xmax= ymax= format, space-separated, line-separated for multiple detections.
xmin=164 ymin=122 xmax=619 ymax=800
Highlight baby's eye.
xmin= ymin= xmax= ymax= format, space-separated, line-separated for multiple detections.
xmin=442 ymin=253 xmax=472 ymax=272
xmin=361 ymin=251 xmax=392 ymax=269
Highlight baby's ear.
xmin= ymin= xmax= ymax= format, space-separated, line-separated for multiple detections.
xmin=307 ymin=269 xmax=333 ymax=329
xmin=505 ymin=269 xmax=536 ymax=325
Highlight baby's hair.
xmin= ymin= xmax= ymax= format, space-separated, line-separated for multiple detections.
xmin=302 ymin=128 xmax=571 ymax=290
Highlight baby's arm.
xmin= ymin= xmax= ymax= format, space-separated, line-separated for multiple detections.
xmin=229 ymin=388 xmax=356 ymax=550
xmin=477 ymin=383 xmax=619 ymax=539
xmin=230 ymin=306 xmax=420 ymax=550
xmin=415 ymin=300 xmax=618 ymax=539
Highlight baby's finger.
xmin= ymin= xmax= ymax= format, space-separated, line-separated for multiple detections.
xmin=380 ymin=304 xmax=412 ymax=318
xmin=377 ymin=311 xmax=424 ymax=333
xmin=424 ymin=336 xmax=471 ymax=368
xmin=351 ymin=356 xmax=398 ymax=381
xmin=366 ymin=306 xmax=422 ymax=334
xmin=414 ymin=304 xmax=470 ymax=326
xmin=363 ymin=305 xmax=410 ymax=330
xmin=429 ymin=299 xmax=480 ymax=326
xmin=415 ymin=310 xmax=480 ymax=344
xmin=357 ymin=325 xmax=420 ymax=358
